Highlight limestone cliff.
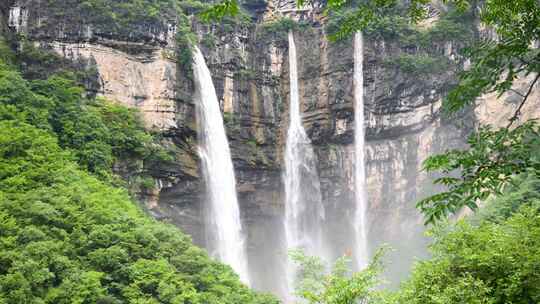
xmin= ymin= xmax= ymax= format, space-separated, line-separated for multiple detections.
xmin=5 ymin=0 xmax=540 ymax=298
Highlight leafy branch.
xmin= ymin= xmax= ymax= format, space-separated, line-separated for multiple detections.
xmin=507 ymin=73 xmax=540 ymax=128
xmin=199 ymin=0 xmax=240 ymax=22
xmin=417 ymin=122 xmax=540 ymax=224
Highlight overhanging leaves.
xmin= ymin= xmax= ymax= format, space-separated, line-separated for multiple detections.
xmin=418 ymin=122 xmax=540 ymax=224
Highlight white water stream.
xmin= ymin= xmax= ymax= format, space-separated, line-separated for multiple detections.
xmin=284 ymin=31 xmax=326 ymax=300
xmin=192 ymin=46 xmax=250 ymax=284
xmin=354 ymin=32 xmax=369 ymax=269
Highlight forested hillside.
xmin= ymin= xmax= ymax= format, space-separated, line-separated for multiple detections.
xmin=0 ymin=38 xmax=277 ymax=303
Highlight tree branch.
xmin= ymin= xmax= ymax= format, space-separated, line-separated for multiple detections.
xmin=507 ymin=73 xmax=540 ymax=128
xmin=508 ymin=88 xmax=525 ymax=98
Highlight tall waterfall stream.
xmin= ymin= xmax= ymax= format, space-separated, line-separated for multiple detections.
xmin=354 ymin=32 xmax=369 ymax=269
xmin=283 ymin=31 xmax=327 ymax=300
xmin=192 ymin=46 xmax=250 ymax=284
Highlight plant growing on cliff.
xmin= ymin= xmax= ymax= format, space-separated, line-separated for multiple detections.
xmin=46 ymin=0 xmax=181 ymax=40
xmin=201 ymin=0 xmax=538 ymax=123
xmin=175 ymin=14 xmax=197 ymax=74
xmin=0 ymin=56 xmax=171 ymax=182
xmin=256 ymin=17 xmax=310 ymax=43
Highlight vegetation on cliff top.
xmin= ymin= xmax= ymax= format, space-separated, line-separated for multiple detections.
xmin=36 ymin=0 xmax=180 ymax=40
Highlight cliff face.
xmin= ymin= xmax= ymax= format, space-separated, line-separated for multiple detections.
xmin=6 ymin=0 xmax=540 ymax=297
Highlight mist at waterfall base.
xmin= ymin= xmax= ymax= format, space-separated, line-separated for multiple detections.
xmin=192 ymin=46 xmax=250 ymax=284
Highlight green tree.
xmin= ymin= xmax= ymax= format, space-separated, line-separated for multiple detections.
xmin=291 ymin=249 xmax=386 ymax=304
xmin=0 ymin=59 xmax=171 ymax=178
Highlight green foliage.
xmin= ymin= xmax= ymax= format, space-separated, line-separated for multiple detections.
xmin=0 ymin=53 xmax=169 ymax=178
xmin=0 ymin=38 xmax=276 ymax=304
xmin=424 ymin=8 xmax=475 ymax=44
xmin=291 ymin=249 xmax=386 ymax=304
xmin=320 ymin=0 xmax=473 ymax=40
xmin=400 ymin=1 xmax=540 ymax=223
xmin=394 ymin=205 xmax=540 ymax=304
xmin=472 ymin=173 xmax=540 ymax=224
xmin=0 ymin=120 xmax=277 ymax=304
xmin=201 ymin=33 xmax=217 ymax=49
xmin=176 ymin=15 xmax=197 ymax=76
xmin=445 ymin=0 xmax=540 ymax=113
xmin=16 ymin=41 xmax=70 ymax=80
xmin=178 ymin=0 xmax=211 ymax=15
xmin=14 ymin=41 xmax=98 ymax=96
xmin=322 ymin=0 xmax=400 ymax=41
xmin=418 ymin=122 xmax=540 ymax=224
xmin=42 ymin=0 xmax=180 ymax=40
xmin=0 ymin=39 xmax=15 ymax=67
xmin=374 ymin=176 xmax=540 ymax=303
xmin=327 ymin=4 xmax=474 ymax=79
xmin=262 ymin=17 xmax=301 ymax=33
xmin=199 ymin=0 xmax=240 ymax=23
xmin=257 ymin=18 xmax=308 ymax=42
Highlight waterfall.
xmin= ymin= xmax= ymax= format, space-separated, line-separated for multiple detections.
xmin=192 ymin=46 xmax=250 ymax=284
xmin=354 ymin=32 xmax=369 ymax=268
xmin=284 ymin=31 xmax=326 ymax=299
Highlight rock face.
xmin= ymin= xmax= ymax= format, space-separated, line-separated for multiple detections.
xmin=51 ymin=42 xmax=178 ymax=129
xmin=6 ymin=0 xmax=540 ymax=299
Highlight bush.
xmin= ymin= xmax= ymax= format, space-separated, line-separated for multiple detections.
xmin=472 ymin=173 xmax=540 ymax=223
xmin=389 ymin=174 xmax=540 ymax=304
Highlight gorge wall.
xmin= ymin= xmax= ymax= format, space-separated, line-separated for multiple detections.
xmin=5 ymin=0 xmax=540 ymax=299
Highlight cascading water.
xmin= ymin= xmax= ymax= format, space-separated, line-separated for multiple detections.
xmin=284 ymin=31 xmax=326 ymax=299
xmin=353 ymin=32 xmax=369 ymax=269
xmin=192 ymin=46 xmax=250 ymax=284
